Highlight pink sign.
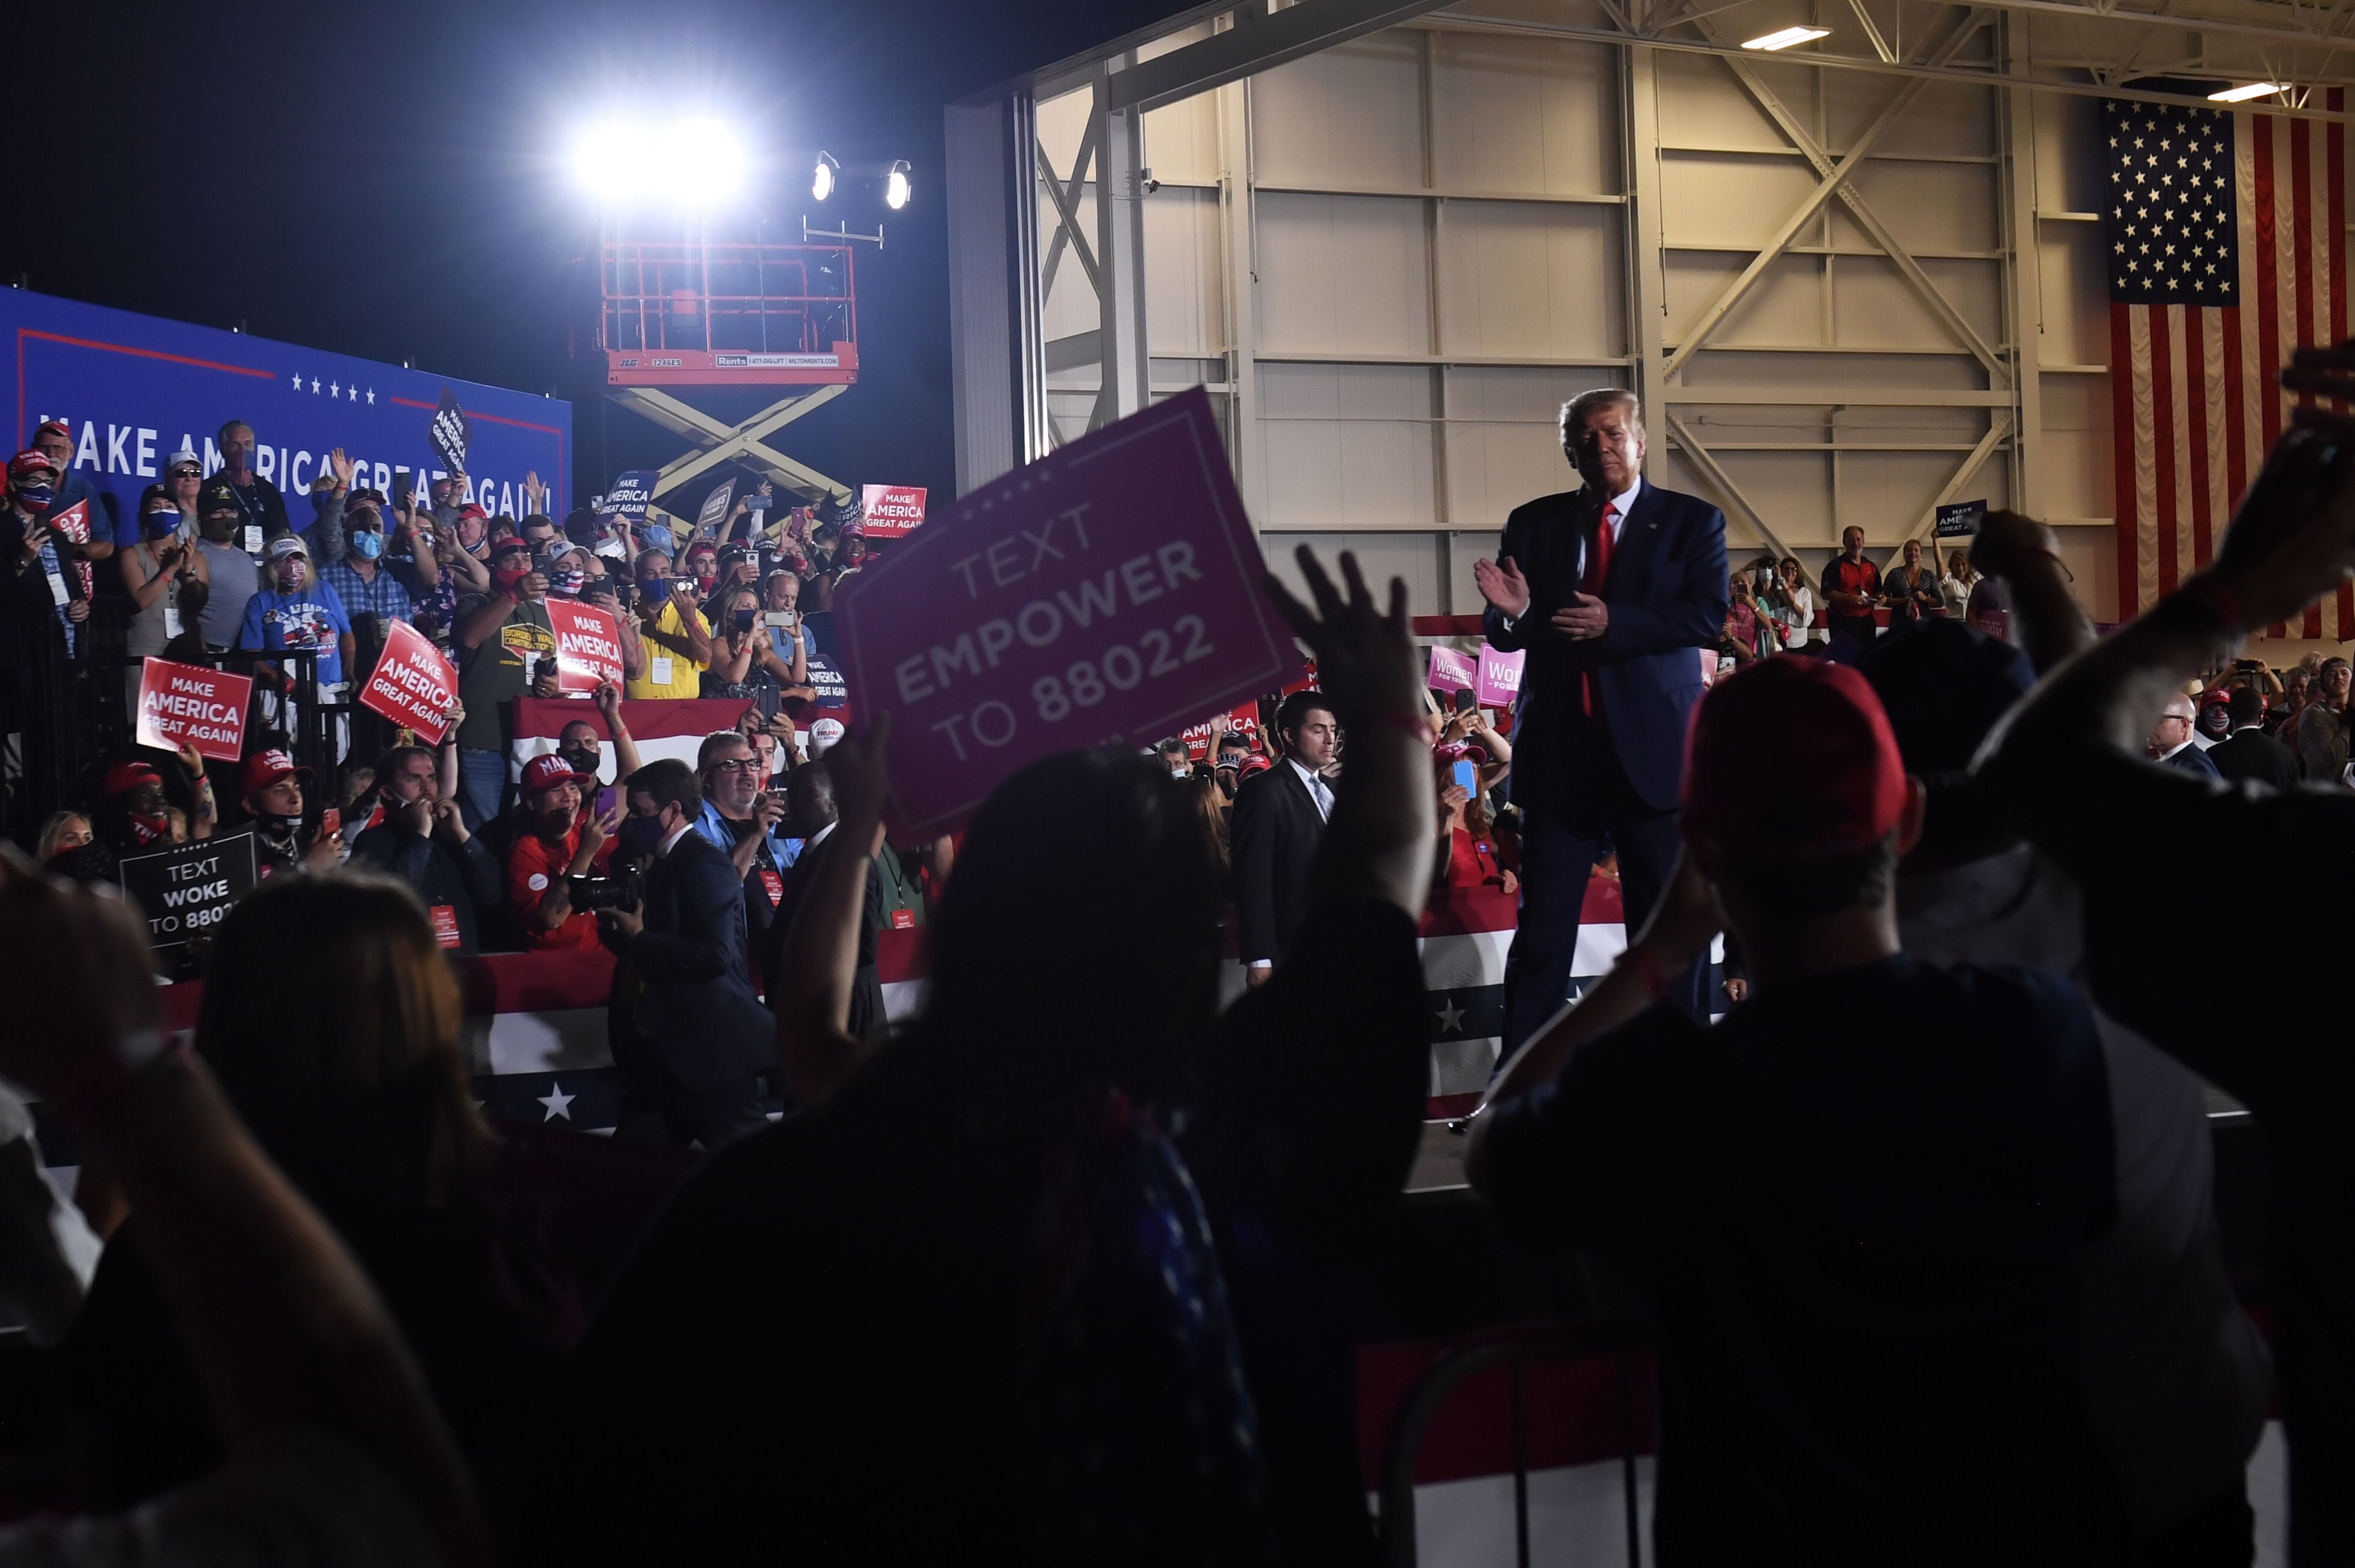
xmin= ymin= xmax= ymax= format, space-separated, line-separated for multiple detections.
xmin=135 ymin=658 xmax=253 ymax=761
xmin=359 ymin=620 xmax=460 ymax=745
xmin=835 ymin=388 xmax=1294 ymax=839
xmin=1475 ymin=645 xmax=1525 ymax=708
xmin=547 ymin=600 xmax=625 ymax=693
xmin=1427 ymin=646 xmax=1476 ymax=693
xmin=860 ymin=484 xmax=928 ymax=539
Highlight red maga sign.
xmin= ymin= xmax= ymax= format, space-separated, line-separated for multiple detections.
xmin=836 ymin=388 xmax=1293 ymax=840
xmin=135 ymin=658 xmax=253 ymax=761
xmin=359 ymin=620 xmax=460 ymax=744
xmin=546 ymin=601 xmax=625 ymax=693
xmin=1182 ymin=703 xmax=1262 ymax=761
xmin=859 ymin=484 xmax=928 ymax=540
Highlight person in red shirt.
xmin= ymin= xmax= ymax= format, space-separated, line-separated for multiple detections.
xmin=1822 ymin=525 xmax=1883 ymax=648
xmin=505 ymin=752 xmax=619 ymax=950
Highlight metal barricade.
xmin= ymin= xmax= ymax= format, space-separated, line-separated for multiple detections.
xmin=1378 ymin=1318 xmax=1652 ymax=1568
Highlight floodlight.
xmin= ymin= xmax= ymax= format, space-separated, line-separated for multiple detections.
xmin=2209 ymin=81 xmax=2284 ymax=102
xmin=813 ymin=152 xmax=840 ymax=202
xmin=571 ymin=121 xmax=658 ymax=204
xmin=1742 ymin=24 xmax=1831 ymax=49
xmin=668 ymin=118 xmax=746 ymax=206
xmin=885 ymin=160 xmax=913 ymax=210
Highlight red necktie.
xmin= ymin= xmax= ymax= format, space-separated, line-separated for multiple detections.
xmin=1579 ymin=504 xmax=1617 ymax=716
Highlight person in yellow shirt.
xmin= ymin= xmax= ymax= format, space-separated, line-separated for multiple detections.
xmin=626 ymin=551 xmax=715 ymax=699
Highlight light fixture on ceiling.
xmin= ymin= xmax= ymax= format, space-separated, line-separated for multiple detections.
xmin=812 ymin=151 xmax=840 ymax=202
xmin=1742 ymin=24 xmax=1831 ymax=50
xmin=2208 ymin=82 xmax=2284 ymax=102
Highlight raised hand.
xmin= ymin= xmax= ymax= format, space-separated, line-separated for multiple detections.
xmin=328 ymin=448 xmax=354 ymax=487
xmin=523 ymin=471 xmax=546 ymax=510
xmin=1263 ymin=547 xmax=1420 ymax=724
xmin=2197 ymin=342 xmax=2355 ymax=627
xmin=1473 ymin=555 xmax=1531 ymax=619
xmin=822 ymin=714 xmax=894 ymax=850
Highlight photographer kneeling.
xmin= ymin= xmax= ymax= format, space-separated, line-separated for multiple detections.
xmin=596 ymin=760 xmax=776 ymax=1149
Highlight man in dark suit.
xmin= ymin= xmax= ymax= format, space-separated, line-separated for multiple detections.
xmin=598 ymin=758 xmax=777 ymax=1149
xmin=2149 ymin=694 xmax=2224 ymax=780
xmin=1476 ymin=388 xmax=1728 ymax=1045
xmin=767 ymin=758 xmax=889 ymax=1043
xmin=2208 ymin=685 xmax=2301 ymax=790
xmin=1230 ymin=689 xmax=1337 ymax=985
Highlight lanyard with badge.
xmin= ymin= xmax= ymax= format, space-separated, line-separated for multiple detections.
xmin=228 ymin=478 xmax=266 ymax=555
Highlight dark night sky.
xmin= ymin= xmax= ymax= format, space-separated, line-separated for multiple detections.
xmin=8 ymin=0 xmax=1175 ymax=507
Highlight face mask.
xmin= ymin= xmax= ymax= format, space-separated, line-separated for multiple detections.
xmin=559 ymin=747 xmax=602 ymax=778
xmin=257 ymin=811 xmax=298 ymax=837
xmin=1170 ymin=764 xmax=1190 ymax=779
xmin=274 ymin=561 xmax=306 ymax=592
xmin=16 ymin=483 xmax=53 ymax=514
xmin=144 ymin=510 xmax=180 ymax=538
xmin=127 ymin=811 xmax=170 ymax=846
xmin=549 ymin=568 xmax=585 ymax=596
xmin=350 ymin=529 xmax=384 ymax=560
xmin=615 ymin=812 xmax=668 ymax=862
xmin=493 ymin=565 xmax=530 ymax=595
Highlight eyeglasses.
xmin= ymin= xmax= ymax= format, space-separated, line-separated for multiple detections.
xmin=709 ymin=757 xmax=762 ymax=773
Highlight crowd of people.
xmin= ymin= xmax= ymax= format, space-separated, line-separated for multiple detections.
xmin=1 ymin=335 xmax=2354 ymax=1568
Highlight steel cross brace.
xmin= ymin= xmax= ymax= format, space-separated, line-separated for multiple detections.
xmin=1695 ymin=11 xmax=2009 ymax=383
xmin=608 ymin=384 xmax=852 ymax=509
xmin=1662 ymin=7 xmax=1992 ymax=382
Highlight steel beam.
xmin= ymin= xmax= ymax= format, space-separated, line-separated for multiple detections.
xmin=1106 ymin=0 xmax=1462 ymax=115
xmin=610 ymin=384 xmax=851 ymax=503
xmin=1662 ymin=9 xmax=1989 ymax=382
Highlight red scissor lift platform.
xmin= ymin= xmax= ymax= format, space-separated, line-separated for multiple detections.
xmin=591 ymin=237 xmax=861 ymax=507
xmin=595 ymin=238 xmax=859 ymax=388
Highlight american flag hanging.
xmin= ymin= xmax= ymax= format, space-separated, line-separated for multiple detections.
xmin=2106 ymin=93 xmax=2348 ymax=637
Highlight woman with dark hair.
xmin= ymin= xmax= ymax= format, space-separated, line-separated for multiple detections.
xmin=60 ymin=873 xmax=582 ymax=1556
xmin=1883 ymin=536 xmax=1945 ymax=624
xmin=1191 ymin=764 xmax=1232 ymax=868
xmin=556 ymin=549 xmax=1437 ymax=1566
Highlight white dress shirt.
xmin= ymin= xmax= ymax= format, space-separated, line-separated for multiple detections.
xmin=1286 ymin=755 xmax=1334 ymax=823
xmin=1501 ymin=476 xmax=1641 ymax=631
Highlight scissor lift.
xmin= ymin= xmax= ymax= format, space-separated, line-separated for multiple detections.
xmin=592 ymin=237 xmax=861 ymax=516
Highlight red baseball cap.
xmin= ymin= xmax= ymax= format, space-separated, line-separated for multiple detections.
xmin=102 ymin=761 xmax=161 ymax=797
xmin=1682 ymin=657 xmax=1907 ymax=857
xmin=457 ymin=503 xmax=490 ymax=523
xmin=2198 ymin=687 xmax=2232 ymax=708
xmin=1236 ymin=755 xmax=1272 ymax=779
xmin=240 ymin=749 xmax=314 ymax=797
xmin=10 ymin=449 xmax=57 ymax=479
xmin=520 ymin=752 xmax=594 ymax=794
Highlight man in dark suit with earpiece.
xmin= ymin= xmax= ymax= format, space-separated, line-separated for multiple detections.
xmin=1478 ymin=388 xmax=1728 ymax=1047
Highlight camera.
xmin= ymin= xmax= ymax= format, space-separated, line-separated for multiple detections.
xmin=567 ymin=862 xmax=643 ymax=913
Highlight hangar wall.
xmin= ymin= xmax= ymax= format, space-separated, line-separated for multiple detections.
xmin=953 ymin=0 xmax=2355 ymax=644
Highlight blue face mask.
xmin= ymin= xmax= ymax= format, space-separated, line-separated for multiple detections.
xmin=350 ymin=529 xmax=384 ymax=561
xmin=16 ymin=483 xmax=53 ymax=513
xmin=144 ymin=510 xmax=180 ymax=539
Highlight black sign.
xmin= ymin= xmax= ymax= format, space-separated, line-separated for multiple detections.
xmin=1935 ymin=499 xmax=1987 ymax=538
xmin=117 ymin=830 xmax=259 ymax=955
xmin=603 ymin=469 xmax=659 ymax=522
xmin=429 ymin=387 xmax=471 ymax=475
xmin=805 ymin=651 xmax=848 ymax=709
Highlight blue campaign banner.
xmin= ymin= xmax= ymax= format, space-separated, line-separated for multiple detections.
xmin=0 ymin=287 xmax=570 ymax=544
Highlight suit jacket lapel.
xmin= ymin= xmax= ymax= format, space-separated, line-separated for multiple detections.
xmin=1604 ymin=482 xmax=1663 ymax=596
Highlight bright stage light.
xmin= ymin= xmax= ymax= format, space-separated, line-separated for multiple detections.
xmin=885 ymin=160 xmax=913 ymax=210
xmin=571 ymin=121 xmax=657 ymax=204
xmin=2209 ymin=81 xmax=2284 ymax=102
xmin=669 ymin=118 xmax=747 ymax=206
xmin=571 ymin=117 xmax=746 ymax=208
xmin=813 ymin=152 xmax=840 ymax=202
xmin=1742 ymin=24 xmax=1831 ymax=49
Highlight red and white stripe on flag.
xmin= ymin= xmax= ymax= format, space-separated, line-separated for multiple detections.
xmin=2110 ymin=90 xmax=2348 ymax=637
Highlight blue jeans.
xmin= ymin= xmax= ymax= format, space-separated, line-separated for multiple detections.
xmin=457 ymin=746 xmax=507 ymax=832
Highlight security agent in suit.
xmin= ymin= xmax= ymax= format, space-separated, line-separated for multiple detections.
xmin=597 ymin=758 xmax=778 ymax=1149
xmin=2207 ymin=685 xmax=2302 ymax=791
xmin=1230 ymin=689 xmax=1338 ymax=985
xmin=1476 ymin=388 xmax=1729 ymax=1045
